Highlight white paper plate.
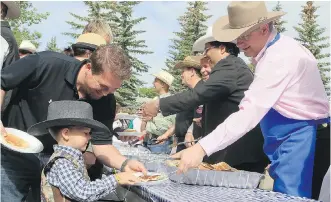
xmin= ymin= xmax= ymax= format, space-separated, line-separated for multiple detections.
xmin=133 ymin=172 xmax=168 ymax=186
xmin=117 ymin=132 xmax=141 ymax=137
xmin=0 ymin=128 xmax=44 ymax=153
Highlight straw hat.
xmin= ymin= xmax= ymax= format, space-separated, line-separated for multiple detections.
xmin=19 ymin=40 xmax=36 ymax=53
xmin=152 ymin=70 xmax=174 ymax=87
xmin=1 ymin=1 xmax=20 ymax=19
xmin=72 ymin=33 xmax=106 ymax=51
xmin=212 ymin=1 xmax=285 ymax=42
xmin=175 ymin=55 xmax=204 ymax=70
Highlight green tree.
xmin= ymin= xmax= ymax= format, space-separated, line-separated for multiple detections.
xmin=104 ymin=2 xmax=152 ymax=106
xmin=65 ymin=1 xmax=152 ymax=106
xmin=8 ymin=1 xmax=49 ymax=48
xmin=272 ymin=1 xmax=287 ymax=33
xmin=138 ymin=87 xmax=157 ymax=98
xmin=63 ymin=1 xmax=112 ymax=39
xmin=46 ymin=37 xmax=61 ymax=52
xmin=294 ymin=1 xmax=330 ymax=94
xmin=165 ymin=2 xmax=211 ymax=92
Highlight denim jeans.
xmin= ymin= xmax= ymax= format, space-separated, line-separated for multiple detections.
xmin=1 ymin=147 xmax=51 ymax=202
xmin=146 ymin=139 xmax=172 ymax=154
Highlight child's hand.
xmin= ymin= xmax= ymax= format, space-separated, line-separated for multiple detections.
xmin=114 ymin=172 xmax=141 ymax=185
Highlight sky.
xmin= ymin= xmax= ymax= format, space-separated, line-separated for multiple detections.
xmin=29 ymin=1 xmax=331 ymax=87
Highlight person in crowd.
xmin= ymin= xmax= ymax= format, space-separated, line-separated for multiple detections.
xmin=174 ymin=56 xmax=204 ymax=152
xmin=171 ymin=1 xmax=329 ymax=199
xmin=143 ymin=23 xmax=268 ymax=173
xmin=1 ymin=1 xmax=20 ymax=112
xmin=18 ymin=40 xmax=37 ymax=58
xmin=141 ymin=70 xmax=176 ymax=154
xmin=63 ymin=46 xmax=74 ymax=57
xmin=82 ymin=19 xmax=113 ymax=44
xmin=28 ymin=100 xmax=141 ymax=202
xmin=0 ymin=44 xmax=147 ymax=201
xmin=0 ymin=1 xmax=20 ymax=68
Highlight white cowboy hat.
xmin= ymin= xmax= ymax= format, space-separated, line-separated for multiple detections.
xmin=19 ymin=40 xmax=36 ymax=53
xmin=1 ymin=1 xmax=20 ymax=19
xmin=72 ymin=33 xmax=106 ymax=51
xmin=212 ymin=1 xmax=286 ymax=42
xmin=175 ymin=55 xmax=204 ymax=70
xmin=152 ymin=70 xmax=174 ymax=87
xmin=192 ymin=27 xmax=215 ymax=52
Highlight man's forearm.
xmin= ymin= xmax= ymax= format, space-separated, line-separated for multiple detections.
xmin=92 ymin=144 xmax=127 ymax=169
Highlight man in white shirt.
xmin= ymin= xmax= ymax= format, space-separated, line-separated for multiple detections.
xmin=144 ymin=1 xmax=329 ymax=198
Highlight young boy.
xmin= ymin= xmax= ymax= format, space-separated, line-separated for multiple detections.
xmin=28 ymin=100 xmax=140 ymax=202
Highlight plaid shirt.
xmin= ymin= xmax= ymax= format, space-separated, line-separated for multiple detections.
xmin=46 ymin=145 xmax=118 ymax=202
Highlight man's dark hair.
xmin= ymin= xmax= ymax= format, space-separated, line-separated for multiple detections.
xmin=63 ymin=46 xmax=74 ymax=57
xmin=72 ymin=47 xmax=91 ymax=57
xmin=90 ymin=44 xmax=132 ymax=80
xmin=209 ymin=41 xmax=240 ymax=57
xmin=1 ymin=2 xmax=8 ymax=19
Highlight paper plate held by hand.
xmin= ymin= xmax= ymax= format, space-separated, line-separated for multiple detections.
xmin=133 ymin=172 xmax=168 ymax=186
xmin=0 ymin=128 xmax=44 ymax=153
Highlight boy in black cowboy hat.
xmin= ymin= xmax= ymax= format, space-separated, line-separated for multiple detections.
xmin=28 ymin=100 xmax=140 ymax=202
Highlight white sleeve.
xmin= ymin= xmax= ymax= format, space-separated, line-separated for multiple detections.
xmin=0 ymin=36 xmax=9 ymax=68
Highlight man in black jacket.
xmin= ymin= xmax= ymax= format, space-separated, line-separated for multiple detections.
xmin=143 ymin=40 xmax=268 ymax=173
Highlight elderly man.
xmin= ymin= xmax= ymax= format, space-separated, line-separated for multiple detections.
xmin=19 ymin=40 xmax=37 ymax=58
xmin=0 ymin=44 xmax=147 ymax=201
xmin=171 ymin=1 xmax=329 ymax=198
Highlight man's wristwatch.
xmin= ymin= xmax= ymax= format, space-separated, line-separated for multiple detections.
xmin=120 ymin=159 xmax=130 ymax=172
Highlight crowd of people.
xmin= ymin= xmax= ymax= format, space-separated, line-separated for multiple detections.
xmin=0 ymin=1 xmax=330 ymax=202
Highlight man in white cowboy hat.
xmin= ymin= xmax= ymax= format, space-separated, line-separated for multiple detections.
xmin=140 ymin=70 xmax=176 ymax=154
xmin=19 ymin=40 xmax=37 ymax=58
xmin=172 ymin=1 xmax=329 ymax=198
xmin=143 ymin=18 xmax=268 ymax=173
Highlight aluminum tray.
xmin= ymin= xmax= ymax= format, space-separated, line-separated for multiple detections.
xmin=167 ymin=165 xmax=263 ymax=189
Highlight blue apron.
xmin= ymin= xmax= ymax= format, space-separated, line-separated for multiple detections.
xmin=260 ymin=109 xmax=329 ymax=198
xmin=259 ymin=32 xmax=330 ymax=198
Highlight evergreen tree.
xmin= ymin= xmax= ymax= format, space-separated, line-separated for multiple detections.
xmin=65 ymin=1 xmax=152 ymax=106
xmin=294 ymin=1 xmax=330 ymax=94
xmin=63 ymin=1 xmax=111 ymax=39
xmin=165 ymin=2 xmax=211 ymax=92
xmin=104 ymin=2 xmax=152 ymax=106
xmin=8 ymin=1 xmax=49 ymax=48
xmin=272 ymin=1 xmax=287 ymax=33
xmin=46 ymin=37 xmax=61 ymax=52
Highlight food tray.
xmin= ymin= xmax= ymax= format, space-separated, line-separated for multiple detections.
xmin=167 ymin=165 xmax=263 ymax=189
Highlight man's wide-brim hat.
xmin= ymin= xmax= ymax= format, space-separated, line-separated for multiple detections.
xmin=28 ymin=101 xmax=110 ymax=136
xmin=72 ymin=33 xmax=106 ymax=51
xmin=175 ymin=55 xmax=203 ymax=70
xmin=2 ymin=1 xmax=20 ymax=19
xmin=212 ymin=1 xmax=286 ymax=42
